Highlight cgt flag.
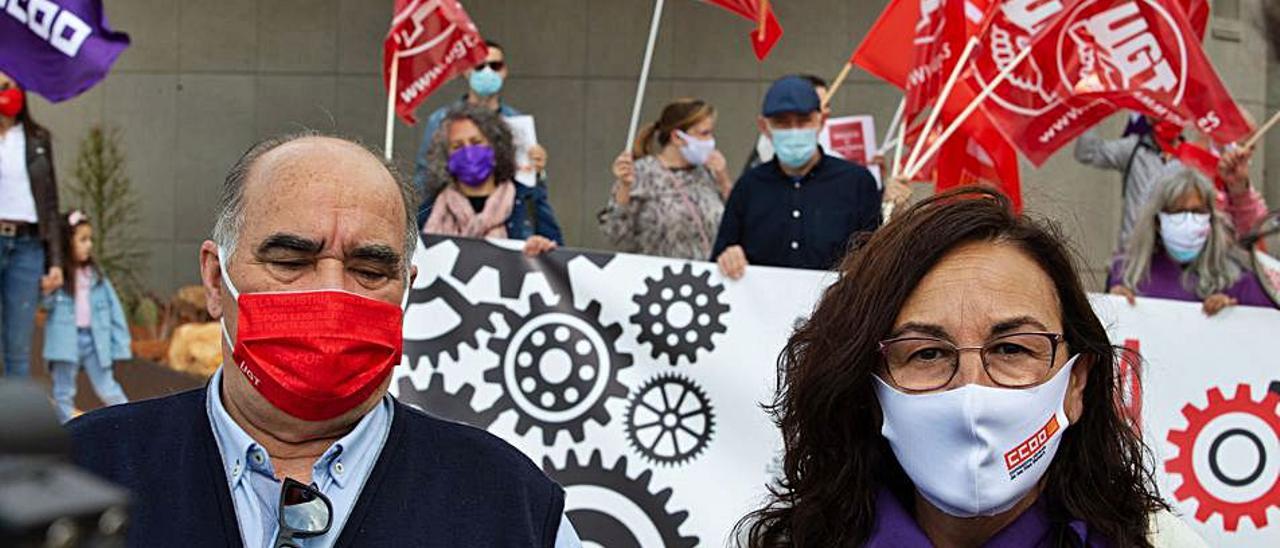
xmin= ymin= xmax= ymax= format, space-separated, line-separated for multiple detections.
xmin=703 ymin=0 xmax=783 ymax=60
xmin=0 ymin=0 xmax=129 ymax=102
xmin=1036 ymin=0 xmax=1252 ymax=145
xmin=383 ymin=0 xmax=488 ymax=124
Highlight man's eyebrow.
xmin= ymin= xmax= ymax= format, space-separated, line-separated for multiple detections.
xmin=990 ymin=316 xmax=1052 ymax=336
xmin=887 ymin=322 xmax=951 ymax=341
xmin=256 ymin=233 xmax=323 ymax=255
xmin=349 ymin=244 xmax=402 ymax=270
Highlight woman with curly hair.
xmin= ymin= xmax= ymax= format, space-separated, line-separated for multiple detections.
xmin=421 ymin=104 xmax=561 ymax=255
xmin=738 ymin=187 xmax=1201 ymax=547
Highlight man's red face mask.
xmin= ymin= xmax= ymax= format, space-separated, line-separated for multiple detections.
xmin=218 ymin=248 xmax=406 ymax=422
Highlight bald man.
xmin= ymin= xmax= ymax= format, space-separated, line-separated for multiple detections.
xmin=67 ymin=133 xmax=580 ymax=547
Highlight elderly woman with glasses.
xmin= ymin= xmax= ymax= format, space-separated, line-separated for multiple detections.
xmin=737 ymin=188 xmax=1203 ymax=547
xmin=1109 ymin=168 xmax=1273 ymax=316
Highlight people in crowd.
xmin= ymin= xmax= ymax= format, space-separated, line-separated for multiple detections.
xmin=713 ymin=75 xmax=882 ymax=279
xmin=1110 ymin=169 xmax=1273 ymax=315
xmin=67 ymin=132 xmax=580 ymax=546
xmin=0 ymin=72 xmax=65 ymax=378
xmin=737 ymin=187 xmax=1201 ymax=547
xmin=413 ymin=40 xmax=554 ymax=236
xmin=42 ymin=210 xmax=130 ymax=423
xmin=421 ymin=104 xmax=561 ymax=256
xmin=1074 ymin=115 xmax=1265 ymax=252
xmin=600 ymin=99 xmax=732 ymax=260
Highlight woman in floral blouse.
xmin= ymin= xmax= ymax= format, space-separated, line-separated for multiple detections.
xmin=600 ymin=99 xmax=733 ymax=260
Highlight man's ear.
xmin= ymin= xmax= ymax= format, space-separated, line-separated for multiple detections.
xmin=757 ymin=116 xmax=771 ymax=138
xmin=409 ymin=264 xmax=418 ymax=288
xmin=199 ymin=240 xmax=224 ymax=320
xmin=1065 ymin=354 xmax=1094 ymax=424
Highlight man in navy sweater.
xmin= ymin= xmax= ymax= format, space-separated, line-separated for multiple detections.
xmin=67 ymin=133 xmax=580 ymax=547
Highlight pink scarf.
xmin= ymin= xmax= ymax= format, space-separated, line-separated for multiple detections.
xmin=424 ymin=181 xmax=516 ymax=239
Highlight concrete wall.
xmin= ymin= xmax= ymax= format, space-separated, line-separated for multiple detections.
xmin=27 ymin=0 xmax=1275 ymax=294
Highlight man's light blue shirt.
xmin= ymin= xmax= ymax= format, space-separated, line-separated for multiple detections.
xmin=206 ymin=368 xmax=580 ymax=547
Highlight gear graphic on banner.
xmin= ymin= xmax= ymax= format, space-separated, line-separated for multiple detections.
xmin=485 ymin=293 xmax=632 ymax=445
xmin=631 ymin=264 xmax=730 ymax=366
xmin=544 ymin=450 xmax=699 ymax=548
xmin=402 ymin=277 xmax=510 ymax=367
xmin=1165 ymin=384 xmax=1280 ymax=531
xmin=395 ymin=372 xmax=503 ymax=430
xmin=625 ymin=373 xmax=716 ymax=466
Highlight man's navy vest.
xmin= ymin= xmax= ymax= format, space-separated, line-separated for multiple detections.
xmin=67 ymin=388 xmax=565 ymax=547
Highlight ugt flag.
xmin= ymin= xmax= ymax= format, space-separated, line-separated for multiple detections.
xmin=702 ymin=0 xmax=783 ymax=60
xmin=384 ymin=0 xmax=488 ymax=124
xmin=0 ymin=0 xmax=130 ymax=102
xmin=1032 ymin=0 xmax=1252 ymax=145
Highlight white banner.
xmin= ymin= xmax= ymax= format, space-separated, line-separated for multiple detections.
xmin=394 ymin=236 xmax=1280 ymax=546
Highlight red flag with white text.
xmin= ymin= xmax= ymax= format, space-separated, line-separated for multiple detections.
xmin=1032 ymin=0 xmax=1251 ymax=144
xmin=703 ymin=0 xmax=783 ymax=60
xmin=383 ymin=0 xmax=488 ymax=124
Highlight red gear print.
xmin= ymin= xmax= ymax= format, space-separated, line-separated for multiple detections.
xmin=1165 ymin=384 xmax=1280 ymax=531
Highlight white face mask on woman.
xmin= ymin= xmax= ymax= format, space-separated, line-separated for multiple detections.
xmin=1159 ymin=212 xmax=1211 ymax=264
xmin=676 ymin=130 xmax=716 ymax=166
xmin=873 ymin=356 xmax=1078 ymax=517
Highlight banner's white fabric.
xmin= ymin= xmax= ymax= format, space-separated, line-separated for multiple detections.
xmin=394 ymin=236 xmax=1280 ymax=545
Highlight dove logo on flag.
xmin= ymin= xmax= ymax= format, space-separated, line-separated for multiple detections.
xmin=915 ymin=0 xmax=947 ymax=45
xmin=1061 ymin=0 xmax=1186 ymax=101
xmin=971 ymin=0 xmax=1065 ymax=116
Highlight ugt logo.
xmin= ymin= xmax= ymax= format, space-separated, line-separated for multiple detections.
xmin=1058 ymin=0 xmax=1187 ymax=101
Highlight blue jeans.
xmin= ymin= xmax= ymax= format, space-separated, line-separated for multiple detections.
xmin=49 ymin=328 xmax=128 ymax=423
xmin=0 ymin=235 xmax=44 ymax=378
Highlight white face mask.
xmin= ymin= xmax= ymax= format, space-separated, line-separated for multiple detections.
xmin=675 ymin=129 xmax=716 ymax=166
xmin=1158 ymin=212 xmax=1211 ymax=264
xmin=873 ymin=356 xmax=1078 ymax=517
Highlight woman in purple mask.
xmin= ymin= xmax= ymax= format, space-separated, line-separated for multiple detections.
xmin=422 ymin=104 xmax=560 ymax=255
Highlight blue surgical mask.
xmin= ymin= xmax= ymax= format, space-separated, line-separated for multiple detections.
xmin=771 ymin=128 xmax=819 ymax=168
xmin=469 ymin=68 xmax=503 ymax=97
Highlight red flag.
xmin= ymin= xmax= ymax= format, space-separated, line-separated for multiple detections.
xmin=383 ymin=0 xmax=488 ymax=124
xmin=936 ymin=116 xmax=1023 ymax=211
xmin=704 ymin=0 xmax=783 ymax=60
xmin=1033 ymin=0 xmax=1252 ymax=144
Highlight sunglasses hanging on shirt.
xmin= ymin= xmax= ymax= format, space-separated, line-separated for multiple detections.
xmin=273 ymin=478 xmax=332 ymax=548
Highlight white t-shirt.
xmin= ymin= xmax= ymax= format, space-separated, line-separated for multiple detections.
xmin=0 ymin=123 xmax=37 ymax=223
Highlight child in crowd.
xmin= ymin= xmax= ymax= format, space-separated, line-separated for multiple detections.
xmin=42 ymin=210 xmax=130 ymax=423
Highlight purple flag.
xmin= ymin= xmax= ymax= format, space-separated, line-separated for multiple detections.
xmin=0 ymin=0 xmax=130 ymax=102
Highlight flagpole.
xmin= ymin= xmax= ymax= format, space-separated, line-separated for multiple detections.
xmin=881 ymin=98 xmax=906 ymax=152
xmin=1244 ymin=110 xmax=1280 ymax=149
xmin=384 ymin=54 xmax=399 ymax=161
xmin=892 ymin=117 xmax=908 ymax=179
xmin=626 ymin=0 xmax=666 ymax=153
xmin=905 ymin=45 xmax=1035 ymax=180
xmin=823 ymin=62 xmax=855 ymax=108
xmin=903 ymin=37 xmax=979 ymax=177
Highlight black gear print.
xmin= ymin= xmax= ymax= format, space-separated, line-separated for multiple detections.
xmin=625 ymin=373 xmax=715 ymax=466
xmin=631 ymin=264 xmax=730 ymax=366
xmin=544 ymin=450 xmax=699 ymax=548
xmin=485 ymin=293 xmax=632 ymax=445
xmin=395 ymin=372 xmax=503 ymax=430
xmin=402 ymin=277 xmax=510 ymax=366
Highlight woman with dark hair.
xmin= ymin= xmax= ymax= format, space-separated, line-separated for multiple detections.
xmin=1 ymin=71 xmax=65 ymax=378
xmin=421 ymin=104 xmax=561 ymax=256
xmin=738 ymin=187 xmax=1201 ymax=547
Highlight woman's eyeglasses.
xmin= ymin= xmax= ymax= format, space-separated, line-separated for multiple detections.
xmin=475 ymin=61 xmax=506 ymax=72
xmin=273 ymin=478 xmax=332 ymax=548
xmin=877 ymin=332 xmax=1064 ymax=392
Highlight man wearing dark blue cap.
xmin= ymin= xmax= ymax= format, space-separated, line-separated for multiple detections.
xmin=712 ymin=76 xmax=882 ymax=278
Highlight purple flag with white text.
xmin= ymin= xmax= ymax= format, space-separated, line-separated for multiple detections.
xmin=0 ymin=0 xmax=130 ymax=102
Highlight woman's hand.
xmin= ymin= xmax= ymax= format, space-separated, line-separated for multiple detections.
xmin=1109 ymin=285 xmax=1137 ymax=306
xmin=40 ymin=266 xmax=64 ymax=295
xmin=612 ymin=151 xmax=635 ymax=186
xmin=1202 ymin=293 xmax=1238 ymax=316
xmin=528 ymin=144 xmax=548 ymax=172
xmin=523 ymin=235 xmax=558 ymax=257
xmin=883 ymin=176 xmax=912 ymax=208
xmin=706 ymin=150 xmax=734 ymax=198
xmin=716 ymin=245 xmax=748 ymax=280
xmin=1218 ymin=145 xmax=1253 ymax=198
